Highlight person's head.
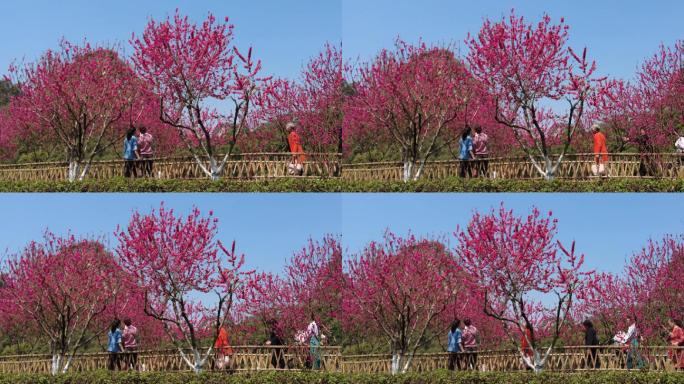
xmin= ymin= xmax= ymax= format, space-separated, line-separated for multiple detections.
xmin=461 ymin=127 xmax=472 ymax=141
xmin=126 ymin=127 xmax=136 ymax=140
xmin=110 ymin=318 xmax=121 ymax=333
xmin=310 ymin=312 xmax=316 ymax=322
xmin=582 ymin=319 xmax=594 ymax=329
xmin=640 ymin=128 xmax=646 ymax=136
xmin=464 ymin=319 xmax=472 ymax=327
xmin=286 ymin=122 xmax=296 ymax=132
xmin=474 ymin=126 xmax=482 ymax=134
xmin=592 ymin=124 xmax=601 ymax=133
xmin=140 ymin=126 xmax=147 ymax=134
xmin=123 ymin=318 xmax=132 ymax=327
xmin=450 ymin=319 xmax=461 ymax=333
xmin=671 ymin=319 xmax=684 ymax=328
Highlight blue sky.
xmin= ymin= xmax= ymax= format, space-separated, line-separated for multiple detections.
xmin=3 ymin=1 xmax=681 ymax=83
xmin=342 ymin=193 xmax=684 ymax=275
xmin=0 ymin=194 xmax=342 ymax=274
xmin=0 ymin=0 xmax=341 ymax=80
xmin=1 ymin=193 xmax=681 ymax=276
xmin=342 ymin=0 xmax=684 ymax=81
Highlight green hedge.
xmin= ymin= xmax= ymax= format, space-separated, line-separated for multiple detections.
xmin=1 ymin=371 xmax=684 ymax=384
xmin=1 ymin=177 xmax=684 ymax=192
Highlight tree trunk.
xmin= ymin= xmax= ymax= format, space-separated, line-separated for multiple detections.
xmin=209 ymin=157 xmax=221 ymax=181
xmin=543 ymin=156 xmax=555 ymax=180
xmin=390 ymin=351 xmax=412 ymax=374
xmin=67 ymin=160 xmax=81 ymax=183
xmin=51 ymin=353 xmax=70 ymax=375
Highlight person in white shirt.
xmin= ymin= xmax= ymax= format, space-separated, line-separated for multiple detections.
xmin=307 ymin=314 xmax=322 ymax=370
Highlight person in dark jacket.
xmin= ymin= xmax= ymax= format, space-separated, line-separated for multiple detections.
xmin=265 ymin=319 xmax=286 ymax=369
xmin=583 ymin=320 xmax=600 ymax=369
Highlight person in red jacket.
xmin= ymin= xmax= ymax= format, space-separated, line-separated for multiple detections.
xmin=592 ymin=125 xmax=608 ymax=176
xmin=520 ymin=324 xmax=534 ymax=371
xmin=286 ymin=122 xmax=306 ymax=176
xmin=214 ymin=325 xmax=234 ymax=371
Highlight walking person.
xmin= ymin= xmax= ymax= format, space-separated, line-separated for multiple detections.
xmin=107 ymin=319 xmax=124 ymax=371
xmin=462 ymin=318 xmax=479 ymax=370
xmin=214 ymin=324 xmax=234 ymax=371
xmin=122 ymin=318 xmax=138 ymax=371
xmin=520 ymin=324 xmax=534 ymax=371
xmin=472 ymin=126 xmax=489 ymax=178
xmin=674 ymin=135 xmax=684 ymax=169
xmin=123 ymin=127 xmax=139 ymax=178
xmin=583 ymin=320 xmax=601 ymax=369
xmin=666 ymin=319 xmax=684 ymax=370
xmin=459 ymin=128 xmax=475 ymax=178
xmin=286 ymin=122 xmax=306 ymax=176
xmin=265 ymin=319 xmax=286 ymax=369
xmin=137 ymin=127 xmax=154 ymax=177
xmin=447 ymin=319 xmax=464 ymax=371
xmin=615 ymin=316 xmax=643 ymax=369
xmin=624 ymin=129 xmax=657 ymax=177
xmin=592 ymin=125 xmax=608 ymax=177
xmin=307 ymin=315 xmax=322 ymax=370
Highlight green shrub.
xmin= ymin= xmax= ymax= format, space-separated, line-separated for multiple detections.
xmin=1 ymin=177 xmax=684 ymax=192
xmin=1 ymin=371 xmax=684 ymax=384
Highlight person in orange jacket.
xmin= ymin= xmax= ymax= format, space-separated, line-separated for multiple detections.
xmin=592 ymin=124 xmax=608 ymax=176
xmin=286 ymin=122 xmax=306 ymax=176
xmin=214 ymin=325 xmax=234 ymax=371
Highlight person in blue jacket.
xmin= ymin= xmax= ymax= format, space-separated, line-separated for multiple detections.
xmin=447 ymin=319 xmax=464 ymax=370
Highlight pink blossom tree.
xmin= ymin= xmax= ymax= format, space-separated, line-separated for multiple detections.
xmin=0 ymin=233 xmax=134 ymax=374
xmin=6 ymin=41 xmax=154 ymax=181
xmin=454 ymin=205 xmax=592 ymax=372
xmin=346 ymin=40 xmax=486 ymax=181
xmin=583 ymin=235 xmax=684 ymax=343
xmin=131 ymin=10 xmax=271 ymax=180
xmin=115 ymin=204 xmax=251 ymax=373
xmin=632 ymin=41 xmax=683 ymax=149
xmin=253 ymin=43 xmax=347 ymax=157
xmin=467 ymin=11 xmax=610 ymax=179
xmin=342 ymin=232 xmax=471 ymax=374
xmin=237 ymin=235 xmax=343 ymax=342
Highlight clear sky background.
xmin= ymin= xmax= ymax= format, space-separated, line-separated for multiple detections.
xmin=0 ymin=193 xmax=682 ymax=276
xmin=3 ymin=1 xmax=681 ymax=83
xmin=341 ymin=193 xmax=684 ymax=275
xmin=342 ymin=0 xmax=684 ymax=82
xmin=0 ymin=0 xmax=342 ymax=80
xmin=0 ymin=194 xmax=342 ymax=274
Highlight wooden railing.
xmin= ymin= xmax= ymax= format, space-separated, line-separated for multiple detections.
xmin=1 ymin=346 xmax=682 ymax=374
xmin=0 ymin=153 xmax=341 ymax=182
xmin=0 ymin=346 xmax=342 ymax=374
xmin=342 ymin=153 xmax=684 ymax=181
xmin=342 ymin=346 xmax=684 ymax=373
xmin=2 ymin=152 xmax=683 ymax=182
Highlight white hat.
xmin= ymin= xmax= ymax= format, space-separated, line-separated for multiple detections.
xmin=286 ymin=122 xmax=296 ymax=130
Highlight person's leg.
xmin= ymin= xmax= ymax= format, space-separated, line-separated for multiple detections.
xmin=108 ymin=353 xmax=115 ymax=370
xmin=124 ymin=161 xmax=131 ymax=178
xmin=448 ymin=353 xmax=455 ymax=371
xmin=483 ymin=157 xmax=489 ymax=178
xmin=459 ymin=161 xmax=466 ymax=178
xmin=131 ymin=350 xmax=138 ymax=371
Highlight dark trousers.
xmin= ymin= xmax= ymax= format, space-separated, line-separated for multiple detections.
xmin=459 ymin=160 xmax=472 ymax=178
xmin=585 ymin=348 xmax=600 ymax=369
xmin=271 ymin=349 xmax=286 ymax=369
xmin=124 ymin=160 xmax=137 ymax=178
xmin=475 ymin=156 xmax=489 ymax=178
xmin=448 ymin=352 xmax=462 ymax=371
xmin=108 ymin=352 xmax=121 ymax=371
xmin=464 ymin=347 xmax=478 ymax=370
xmin=141 ymin=154 xmax=154 ymax=177
xmin=124 ymin=348 xmax=138 ymax=370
